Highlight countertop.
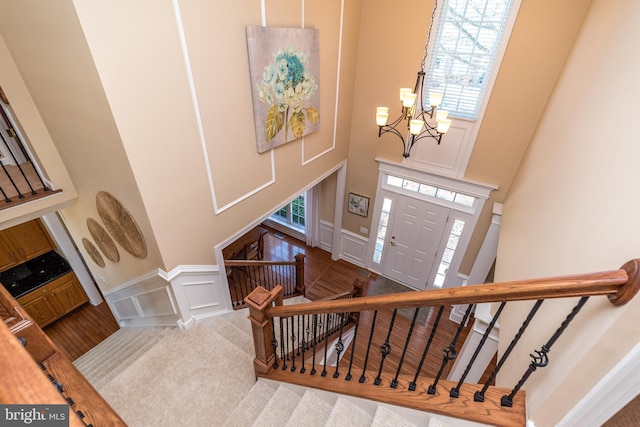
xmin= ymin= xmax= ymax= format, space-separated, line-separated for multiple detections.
xmin=0 ymin=250 xmax=72 ymax=299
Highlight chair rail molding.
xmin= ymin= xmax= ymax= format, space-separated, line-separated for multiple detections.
xmin=103 ymin=269 xmax=180 ymax=328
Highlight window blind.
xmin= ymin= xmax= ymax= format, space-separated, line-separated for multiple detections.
xmin=423 ymin=0 xmax=514 ymax=120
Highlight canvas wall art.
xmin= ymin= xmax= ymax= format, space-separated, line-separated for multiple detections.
xmin=246 ymin=26 xmax=320 ymax=153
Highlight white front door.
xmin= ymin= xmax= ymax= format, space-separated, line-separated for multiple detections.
xmin=383 ymin=194 xmax=450 ymax=290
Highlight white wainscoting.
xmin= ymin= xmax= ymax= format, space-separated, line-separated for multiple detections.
xmin=319 ymin=220 xmax=334 ymax=252
xmin=338 ymin=229 xmax=369 ymax=267
xmin=104 ymin=269 xmax=181 ymax=328
xmin=104 ymin=266 xmax=233 ymax=329
xmin=166 ymin=265 xmax=232 ymax=329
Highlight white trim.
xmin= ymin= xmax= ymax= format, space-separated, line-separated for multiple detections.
xmin=40 ymin=212 xmax=103 ymax=305
xmin=173 ymin=0 xmax=276 ymax=215
xmin=376 ymin=157 xmax=498 ymax=199
xmin=302 ymin=0 xmax=344 ymax=165
xmin=556 ymin=342 xmax=640 ymax=427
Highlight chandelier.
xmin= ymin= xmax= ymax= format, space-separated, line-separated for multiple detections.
xmin=375 ymin=0 xmax=451 ymax=158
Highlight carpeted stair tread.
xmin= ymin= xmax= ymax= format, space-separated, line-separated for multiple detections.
xmin=99 ymin=324 xmax=256 ymax=427
xmin=74 ymin=327 xmax=172 ymax=388
xmin=221 ymin=311 xmax=253 ymax=336
xmin=284 ymin=390 xmax=333 ymax=427
xmin=251 ymin=385 xmax=302 ymax=427
xmin=73 ymin=327 xmax=167 ymax=368
xmin=210 ymin=317 xmax=255 ymax=356
xmin=325 ymin=397 xmax=373 ymax=427
xmin=222 ymin=380 xmax=277 ymax=427
xmin=371 ymin=405 xmax=417 ymax=427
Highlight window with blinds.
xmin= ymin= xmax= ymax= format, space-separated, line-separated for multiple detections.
xmin=424 ymin=0 xmax=514 ymax=120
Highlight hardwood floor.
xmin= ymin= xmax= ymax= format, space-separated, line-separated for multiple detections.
xmin=44 ymin=301 xmax=119 ymax=361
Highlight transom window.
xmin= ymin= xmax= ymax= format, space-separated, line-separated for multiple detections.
xmin=424 ymin=0 xmax=514 ymax=120
xmin=386 ymin=175 xmax=476 ymax=207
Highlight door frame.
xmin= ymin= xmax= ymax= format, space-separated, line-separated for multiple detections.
xmin=367 ymin=158 xmax=497 ymax=289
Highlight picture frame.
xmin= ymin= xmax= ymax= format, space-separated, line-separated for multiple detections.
xmin=348 ymin=193 xmax=369 ymax=217
xmin=246 ymin=26 xmax=321 ymax=154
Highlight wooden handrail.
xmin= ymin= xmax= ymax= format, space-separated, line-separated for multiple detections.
xmin=266 ymin=259 xmax=640 ymax=318
xmin=225 ymin=259 xmax=299 ymax=267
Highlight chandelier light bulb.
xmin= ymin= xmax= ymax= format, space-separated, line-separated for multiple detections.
xmin=409 ymin=119 xmax=424 ymax=135
xmin=429 ymin=92 xmax=443 ymax=107
xmin=376 ymin=112 xmax=389 ymax=126
xmin=399 ymin=88 xmax=413 ymax=102
xmin=436 ymin=119 xmax=452 ymax=134
xmin=402 ymin=92 xmax=417 ymax=108
xmin=436 ymin=110 xmax=449 ymax=122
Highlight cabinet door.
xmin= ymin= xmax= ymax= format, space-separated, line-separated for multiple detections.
xmin=0 ymin=238 xmax=19 ymax=271
xmin=48 ymin=275 xmax=88 ymax=316
xmin=4 ymin=219 xmax=55 ymax=261
xmin=19 ymin=295 xmax=58 ymax=327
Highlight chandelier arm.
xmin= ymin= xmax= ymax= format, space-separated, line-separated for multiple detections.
xmin=411 ymin=125 xmax=443 ymax=146
xmin=378 ymin=124 xmax=406 ymax=145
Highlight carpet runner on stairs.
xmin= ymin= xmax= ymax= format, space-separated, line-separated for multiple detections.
xmin=73 ymin=310 xmax=470 ymax=426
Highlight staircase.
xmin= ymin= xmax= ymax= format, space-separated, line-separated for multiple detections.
xmin=73 ymin=307 xmax=485 ymax=427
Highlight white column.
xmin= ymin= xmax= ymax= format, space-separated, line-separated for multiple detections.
xmin=447 ymin=202 xmax=503 ymax=382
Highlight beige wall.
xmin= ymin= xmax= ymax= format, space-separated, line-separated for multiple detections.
xmin=0 ymin=28 xmax=78 ymax=229
xmin=495 ymin=0 xmax=640 ymax=425
xmin=346 ymin=0 xmax=591 ymax=274
xmin=0 ymin=1 xmax=164 ymax=290
xmin=0 ymin=0 xmax=361 ymax=291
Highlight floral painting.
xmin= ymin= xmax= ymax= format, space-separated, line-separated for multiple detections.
xmin=247 ymin=26 xmax=320 ymax=153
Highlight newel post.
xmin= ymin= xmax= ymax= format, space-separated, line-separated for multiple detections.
xmin=294 ymin=253 xmax=305 ymax=296
xmin=246 ymin=285 xmax=282 ymax=376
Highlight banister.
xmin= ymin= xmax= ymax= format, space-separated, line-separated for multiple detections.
xmin=225 ymin=259 xmax=299 ymax=267
xmin=266 ymin=259 xmax=640 ymax=318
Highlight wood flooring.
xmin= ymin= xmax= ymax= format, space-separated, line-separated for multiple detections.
xmin=43 ymin=301 xmax=119 ymax=361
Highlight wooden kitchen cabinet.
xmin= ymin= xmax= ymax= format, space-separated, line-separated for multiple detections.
xmin=17 ymin=272 xmax=88 ymax=327
xmin=0 ymin=219 xmax=55 ymax=272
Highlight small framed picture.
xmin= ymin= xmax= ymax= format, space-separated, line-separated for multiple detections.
xmin=348 ymin=193 xmax=369 ymax=217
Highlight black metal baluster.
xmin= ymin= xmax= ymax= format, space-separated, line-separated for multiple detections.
xmin=450 ymin=301 xmax=506 ymax=398
xmin=391 ymin=307 xmax=420 ymax=388
xmin=311 ymin=314 xmax=318 ymax=375
xmin=501 ymin=297 xmax=589 ymax=407
xmin=297 ymin=315 xmax=302 ymax=356
xmin=475 ymin=300 xmax=544 ymax=402
xmin=410 ymin=305 xmax=444 ymax=391
xmin=0 ymin=132 xmax=31 ymax=197
xmin=333 ymin=313 xmax=346 ymax=378
xmin=345 ymin=312 xmax=360 ymax=381
xmin=428 ymin=304 xmax=474 ymax=394
xmin=271 ymin=317 xmax=279 ymax=369
xmin=0 ymin=162 xmax=21 ymax=199
xmin=280 ymin=317 xmax=287 ymax=370
xmin=374 ymin=309 xmax=398 ymax=385
xmin=321 ymin=314 xmax=330 ymax=377
xmin=300 ymin=315 xmax=308 ymax=374
xmin=359 ymin=310 xmax=378 ymax=383
xmin=290 ymin=316 xmax=297 ymax=372
xmin=0 ymin=182 xmax=11 ymax=202
xmin=0 ymin=108 xmax=49 ymax=192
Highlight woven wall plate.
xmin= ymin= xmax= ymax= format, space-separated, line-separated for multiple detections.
xmin=96 ymin=191 xmax=147 ymax=259
xmin=87 ymin=217 xmax=119 ymax=263
xmin=82 ymin=237 xmax=105 ymax=268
